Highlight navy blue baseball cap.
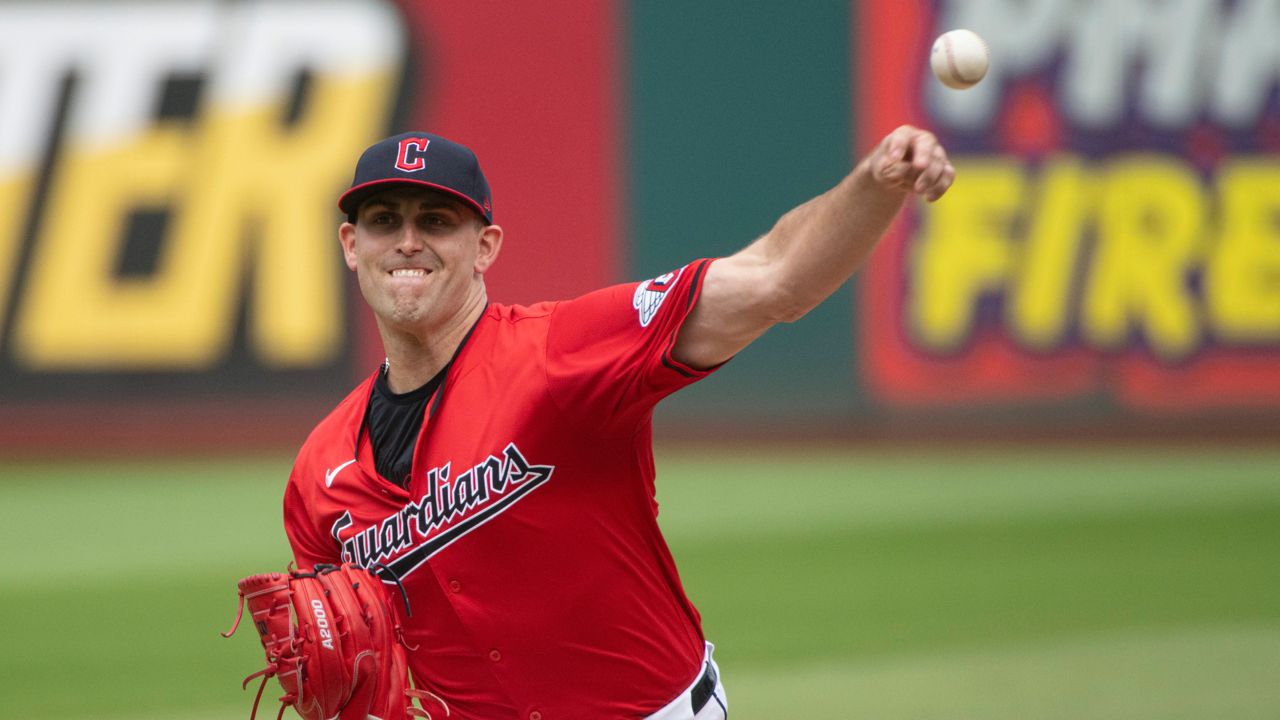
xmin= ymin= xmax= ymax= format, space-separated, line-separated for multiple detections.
xmin=338 ymin=132 xmax=493 ymax=224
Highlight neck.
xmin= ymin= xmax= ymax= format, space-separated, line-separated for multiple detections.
xmin=378 ymin=291 xmax=487 ymax=393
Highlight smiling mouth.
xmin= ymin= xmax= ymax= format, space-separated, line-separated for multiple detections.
xmin=389 ymin=268 xmax=430 ymax=278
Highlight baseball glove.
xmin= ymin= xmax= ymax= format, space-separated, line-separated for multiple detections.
xmin=222 ymin=563 xmax=448 ymax=720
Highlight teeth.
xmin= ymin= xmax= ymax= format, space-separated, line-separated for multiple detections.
xmin=391 ymin=269 xmax=427 ymax=277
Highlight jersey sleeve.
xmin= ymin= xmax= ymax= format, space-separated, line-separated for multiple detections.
xmin=283 ymin=468 xmax=341 ymax=570
xmin=545 ymin=258 xmax=722 ymax=437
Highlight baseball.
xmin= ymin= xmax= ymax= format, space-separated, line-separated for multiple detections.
xmin=931 ymin=29 xmax=990 ymax=89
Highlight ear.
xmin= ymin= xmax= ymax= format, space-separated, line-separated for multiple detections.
xmin=473 ymin=224 xmax=503 ymax=275
xmin=339 ymin=222 xmax=358 ymax=271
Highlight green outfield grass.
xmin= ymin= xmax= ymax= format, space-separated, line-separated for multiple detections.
xmin=1 ymin=446 xmax=1277 ymax=719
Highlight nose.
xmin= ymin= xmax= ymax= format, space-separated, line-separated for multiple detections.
xmin=393 ymin=225 xmax=425 ymax=255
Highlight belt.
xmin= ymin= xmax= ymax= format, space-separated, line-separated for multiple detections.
xmin=689 ymin=660 xmax=718 ymax=714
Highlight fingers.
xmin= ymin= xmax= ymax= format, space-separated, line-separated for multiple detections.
xmin=911 ymin=131 xmax=935 ymax=170
xmin=929 ymin=162 xmax=956 ymax=202
xmin=872 ymin=125 xmax=955 ymax=202
xmin=874 ymin=126 xmax=916 ymax=187
xmin=884 ymin=129 xmax=909 ymax=164
xmin=875 ymin=131 xmax=908 ymax=179
xmin=913 ymin=143 xmax=954 ymax=201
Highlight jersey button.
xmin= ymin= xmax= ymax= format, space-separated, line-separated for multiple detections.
xmin=489 ymin=649 xmax=502 ymax=662
xmin=449 ymin=579 xmax=462 ymax=593
xmin=529 ymin=712 xmax=542 ymax=720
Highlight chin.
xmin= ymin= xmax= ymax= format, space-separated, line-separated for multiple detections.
xmin=390 ymin=307 xmax=432 ymax=327
xmin=370 ymin=297 xmax=427 ymax=327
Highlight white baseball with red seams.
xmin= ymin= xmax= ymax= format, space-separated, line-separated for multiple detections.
xmin=931 ymin=29 xmax=990 ymax=89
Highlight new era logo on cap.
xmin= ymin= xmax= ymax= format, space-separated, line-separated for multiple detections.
xmin=339 ymin=132 xmax=493 ymax=224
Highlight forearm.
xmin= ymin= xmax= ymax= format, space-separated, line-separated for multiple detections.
xmin=756 ymin=158 xmax=909 ymax=322
xmin=672 ymin=125 xmax=952 ymax=369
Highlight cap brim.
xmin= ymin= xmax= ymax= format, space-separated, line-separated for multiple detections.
xmin=338 ymin=178 xmax=489 ymax=222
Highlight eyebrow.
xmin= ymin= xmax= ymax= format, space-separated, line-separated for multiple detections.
xmin=365 ymin=197 xmax=461 ymax=212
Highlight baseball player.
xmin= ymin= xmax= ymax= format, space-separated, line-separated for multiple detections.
xmin=282 ymin=127 xmax=954 ymax=719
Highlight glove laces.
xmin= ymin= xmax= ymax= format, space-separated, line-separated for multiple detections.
xmin=407 ymin=687 xmax=452 ymax=719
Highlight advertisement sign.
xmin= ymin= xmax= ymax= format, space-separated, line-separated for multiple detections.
xmin=860 ymin=0 xmax=1280 ymax=411
xmin=0 ymin=0 xmax=620 ymax=449
xmin=0 ymin=1 xmax=405 ymax=398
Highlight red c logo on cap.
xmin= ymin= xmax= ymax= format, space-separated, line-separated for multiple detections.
xmin=395 ymin=137 xmax=431 ymax=172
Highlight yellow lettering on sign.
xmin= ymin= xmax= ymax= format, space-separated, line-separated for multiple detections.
xmin=170 ymin=73 xmax=394 ymax=369
xmin=1205 ymin=159 xmax=1280 ymax=342
xmin=1006 ymin=156 xmax=1091 ymax=350
xmin=1081 ymin=155 xmax=1205 ymax=359
xmin=13 ymin=73 xmax=394 ymax=370
xmin=903 ymin=152 xmax=1280 ymax=360
xmin=910 ymin=159 xmax=1023 ymax=351
xmin=0 ymin=174 xmax=33 ymax=339
xmin=15 ymin=129 xmax=193 ymax=367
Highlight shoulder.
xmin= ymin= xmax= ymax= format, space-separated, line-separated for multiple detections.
xmin=547 ymin=259 xmax=715 ymax=339
xmin=484 ymin=300 xmax=558 ymax=324
xmin=460 ymin=302 xmax=560 ymax=355
xmin=481 ymin=260 xmax=712 ymax=330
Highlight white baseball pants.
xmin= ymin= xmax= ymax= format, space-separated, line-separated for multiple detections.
xmin=644 ymin=642 xmax=728 ymax=720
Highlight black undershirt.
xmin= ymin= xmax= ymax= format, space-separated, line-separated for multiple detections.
xmin=365 ymin=364 xmax=445 ymax=488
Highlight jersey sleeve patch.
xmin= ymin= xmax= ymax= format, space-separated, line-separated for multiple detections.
xmin=632 ymin=268 xmax=682 ymax=328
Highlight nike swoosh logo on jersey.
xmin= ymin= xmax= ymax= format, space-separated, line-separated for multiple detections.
xmin=325 ymin=459 xmax=357 ymax=488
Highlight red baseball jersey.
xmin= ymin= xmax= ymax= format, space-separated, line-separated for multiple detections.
xmin=284 ymin=259 xmax=720 ymax=719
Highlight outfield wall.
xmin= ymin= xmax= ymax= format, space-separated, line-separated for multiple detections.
xmin=0 ymin=0 xmax=1276 ymax=451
